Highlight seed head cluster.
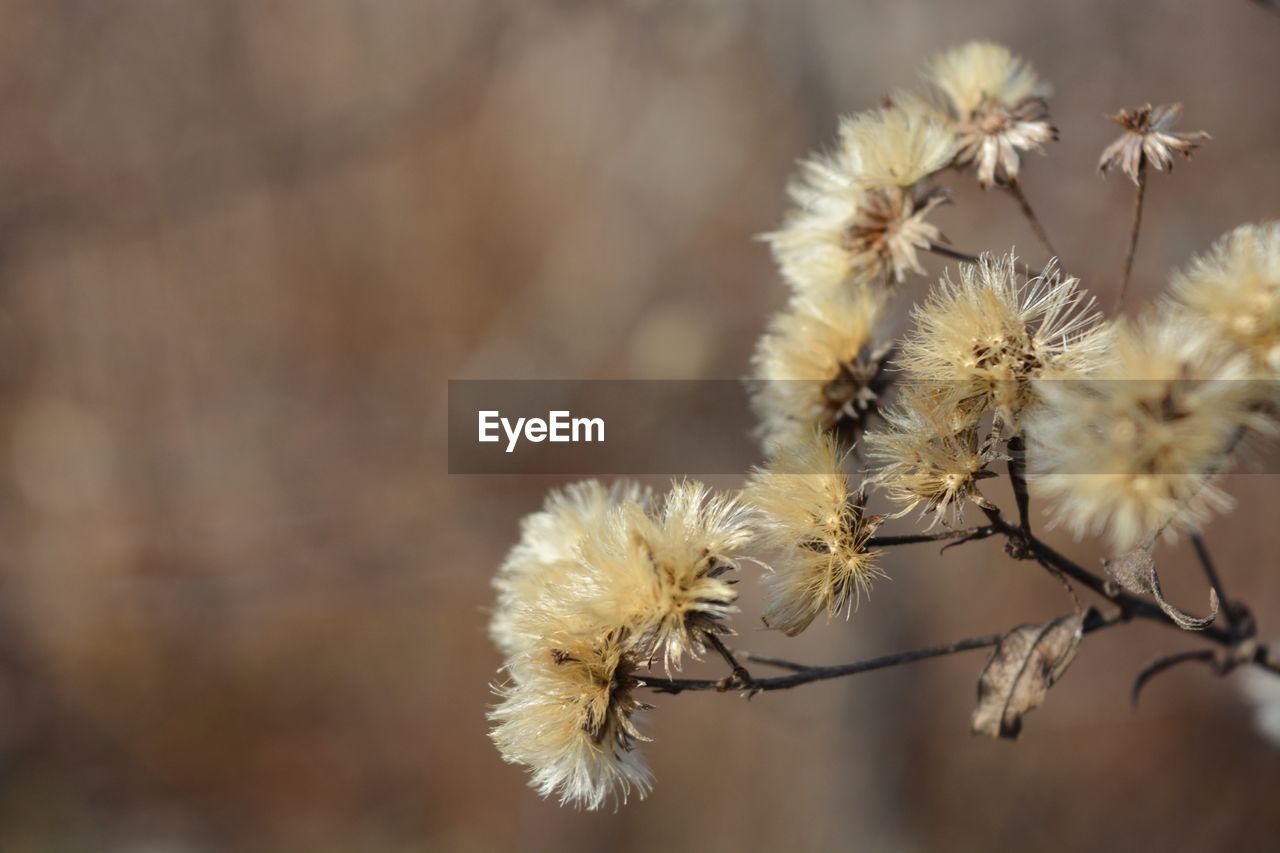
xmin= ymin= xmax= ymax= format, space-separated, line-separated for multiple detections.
xmin=489 ymin=38 xmax=1280 ymax=808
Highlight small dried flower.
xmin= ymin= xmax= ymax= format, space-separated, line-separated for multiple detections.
xmin=490 ymin=480 xmax=649 ymax=658
xmin=863 ymin=387 xmax=999 ymax=525
xmin=1170 ymin=222 xmax=1280 ymax=374
xmin=1098 ymin=103 xmax=1210 ymax=185
xmin=839 ymin=107 xmax=959 ymax=190
xmin=1026 ymin=312 xmax=1268 ymax=552
xmin=926 ymin=41 xmax=1057 ymax=188
xmin=897 ymin=254 xmax=1109 ymax=429
xmin=750 ymin=288 xmax=892 ymax=452
xmin=763 ymin=108 xmax=955 ymax=292
xmin=744 ymin=432 xmax=884 ymax=636
xmin=580 ymin=481 xmax=755 ymax=671
xmin=490 ymin=628 xmax=652 ymax=809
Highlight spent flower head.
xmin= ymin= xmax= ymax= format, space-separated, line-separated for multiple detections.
xmin=1027 ymin=311 xmax=1269 ymax=552
xmin=763 ymin=107 xmax=955 ymax=292
xmin=751 ymin=287 xmax=892 ymax=452
xmin=1170 ymin=222 xmax=1280 ymax=374
xmin=926 ymin=40 xmax=1056 ymax=188
xmin=898 ymin=254 xmax=1109 ymax=429
xmin=863 ymin=386 xmax=1000 ymax=525
xmin=490 ymin=627 xmax=652 ymax=810
xmin=490 ymin=480 xmax=649 ymax=658
xmin=744 ymin=432 xmax=885 ymax=636
xmin=579 ymin=481 xmax=756 ymax=671
xmin=1098 ymin=103 xmax=1210 ymax=185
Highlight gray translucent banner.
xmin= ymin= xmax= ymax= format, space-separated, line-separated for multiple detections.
xmin=447 ymin=379 xmax=1279 ymax=475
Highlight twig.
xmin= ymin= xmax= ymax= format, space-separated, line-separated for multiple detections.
xmin=1005 ymin=179 xmax=1058 ymax=260
xmin=640 ymin=633 xmax=1004 ymax=694
xmin=1006 ymin=435 xmax=1031 ymax=534
xmin=1131 ymin=648 xmax=1219 ymax=708
xmin=703 ymin=631 xmax=752 ymax=690
xmin=868 ymin=525 xmax=999 ymax=548
xmin=925 ymin=243 xmax=982 ymax=264
xmin=1116 ymin=159 xmax=1147 ymax=311
xmin=736 ymin=650 xmax=815 ymax=672
xmin=925 ymin=243 xmax=1039 ymax=278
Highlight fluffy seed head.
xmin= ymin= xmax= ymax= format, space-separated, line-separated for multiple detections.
xmin=838 ymin=107 xmax=958 ymax=189
xmin=744 ymin=432 xmax=885 ymax=636
xmin=763 ymin=107 xmax=954 ymax=292
xmin=863 ymin=386 xmax=997 ymax=525
xmin=1027 ymin=312 xmax=1268 ymax=552
xmin=926 ymin=41 xmax=1056 ymax=187
xmin=490 ymin=480 xmax=649 ymax=658
xmin=751 ymin=288 xmax=891 ymax=452
xmin=1170 ymin=222 xmax=1280 ymax=374
xmin=579 ymin=481 xmax=755 ymax=671
xmin=490 ymin=628 xmax=652 ymax=810
xmin=898 ymin=254 xmax=1109 ymax=429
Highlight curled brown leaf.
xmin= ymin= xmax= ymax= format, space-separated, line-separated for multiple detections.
xmin=971 ymin=612 xmax=1086 ymax=739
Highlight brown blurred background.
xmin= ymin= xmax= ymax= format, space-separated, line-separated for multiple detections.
xmin=0 ymin=1 xmax=1277 ymax=851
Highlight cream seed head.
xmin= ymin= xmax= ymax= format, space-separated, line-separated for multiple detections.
xmin=1170 ymin=222 xmax=1280 ymax=374
xmin=839 ymin=107 xmax=959 ymax=190
xmin=745 ymin=432 xmax=884 ymax=636
xmin=1027 ymin=311 xmax=1269 ymax=552
xmin=577 ymin=481 xmax=756 ymax=671
xmin=489 ymin=628 xmax=652 ymax=810
xmin=926 ymin=41 xmax=1056 ymax=188
xmin=750 ymin=287 xmax=892 ymax=452
xmin=863 ymin=386 xmax=998 ymax=525
xmin=762 ymin=107 xmax=955 ymax=293
xmin=898 ymin=254 xmax=1109 ymax=430
xmin=490 ymin=480 xmax=650 ymax=658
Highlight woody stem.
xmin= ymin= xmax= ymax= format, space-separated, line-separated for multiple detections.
xmin=1006 ymin=179 xmax=1058 ymax=261
xmin=1117 ymin=160 xmax=1147 ymax=310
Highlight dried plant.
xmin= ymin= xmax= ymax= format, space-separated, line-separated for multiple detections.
xmin=486 ymin=40 xmax=1280 ymax=809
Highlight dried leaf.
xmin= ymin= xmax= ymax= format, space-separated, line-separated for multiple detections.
xmin=1101 ymin=542 xmax=1156 ymax=595
xmin=1102 ymin=543 xmax=1218 ymax=631
xmin=971 ymin=613 xmax=1084 ymax=739
xmin=1151 ymin=570 xmax=1219 ymax=631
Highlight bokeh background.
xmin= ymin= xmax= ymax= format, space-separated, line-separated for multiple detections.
xmin=0 ymin=1 xmax=1278 ymax=850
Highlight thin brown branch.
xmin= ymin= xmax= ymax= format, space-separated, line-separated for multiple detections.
xmin=640 ymin=632 xmax=1004 ymax=694
xmin=1006 ymin=435 xmax=1031 ymax=534
xmin=925 ymin=243 xmax=1039 ymax=277
xmin=868 ymin=525 xmax=999 ymax=548
xmin=1005 ymin=179 xmax=1058 ymax=260
xmin=925 ymin=243 xmax=982 ymax=264
xmin=1131 ymin=648 xmax=1219 ymax=708
xmin=736 ymin=650 xmax=815 ymax=672
xmin=1116 ymin=159 xmax=1147 ymax=311
xmin=703 ymin=631 xmax=752 ymax=690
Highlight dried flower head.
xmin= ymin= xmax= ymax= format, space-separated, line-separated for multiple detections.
xmin=839 ymin=107 xmax=958 ymax=190
xmin=897 ymin=254 xmax=1109 ymax=429
xmin=763 ymin=108 xmax=955 ymax=291
xmin=1170 ymin=222 xmax=1280 ymax=373
xmin=580 ymin=481 xmax=755 ymax=671
xmin=1027 ymin=312 xmax=1267 ymax=552
xmin=751 ymin=287 xmax=892 ymax=452
xmin=863 ymin=387 xmax=999 ymax=525
xmin=490 ymin=628 xmax=652 ymax=809
xmin=490 ymin=480 xmax=649 ymax=658
xmin=1098 ymin=103 xmax=1210 ymax=185
xmin=926 ymin=41 xmax=1056 ymax=188
xmin=744 ymin=432 xmax=885 ymax=636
